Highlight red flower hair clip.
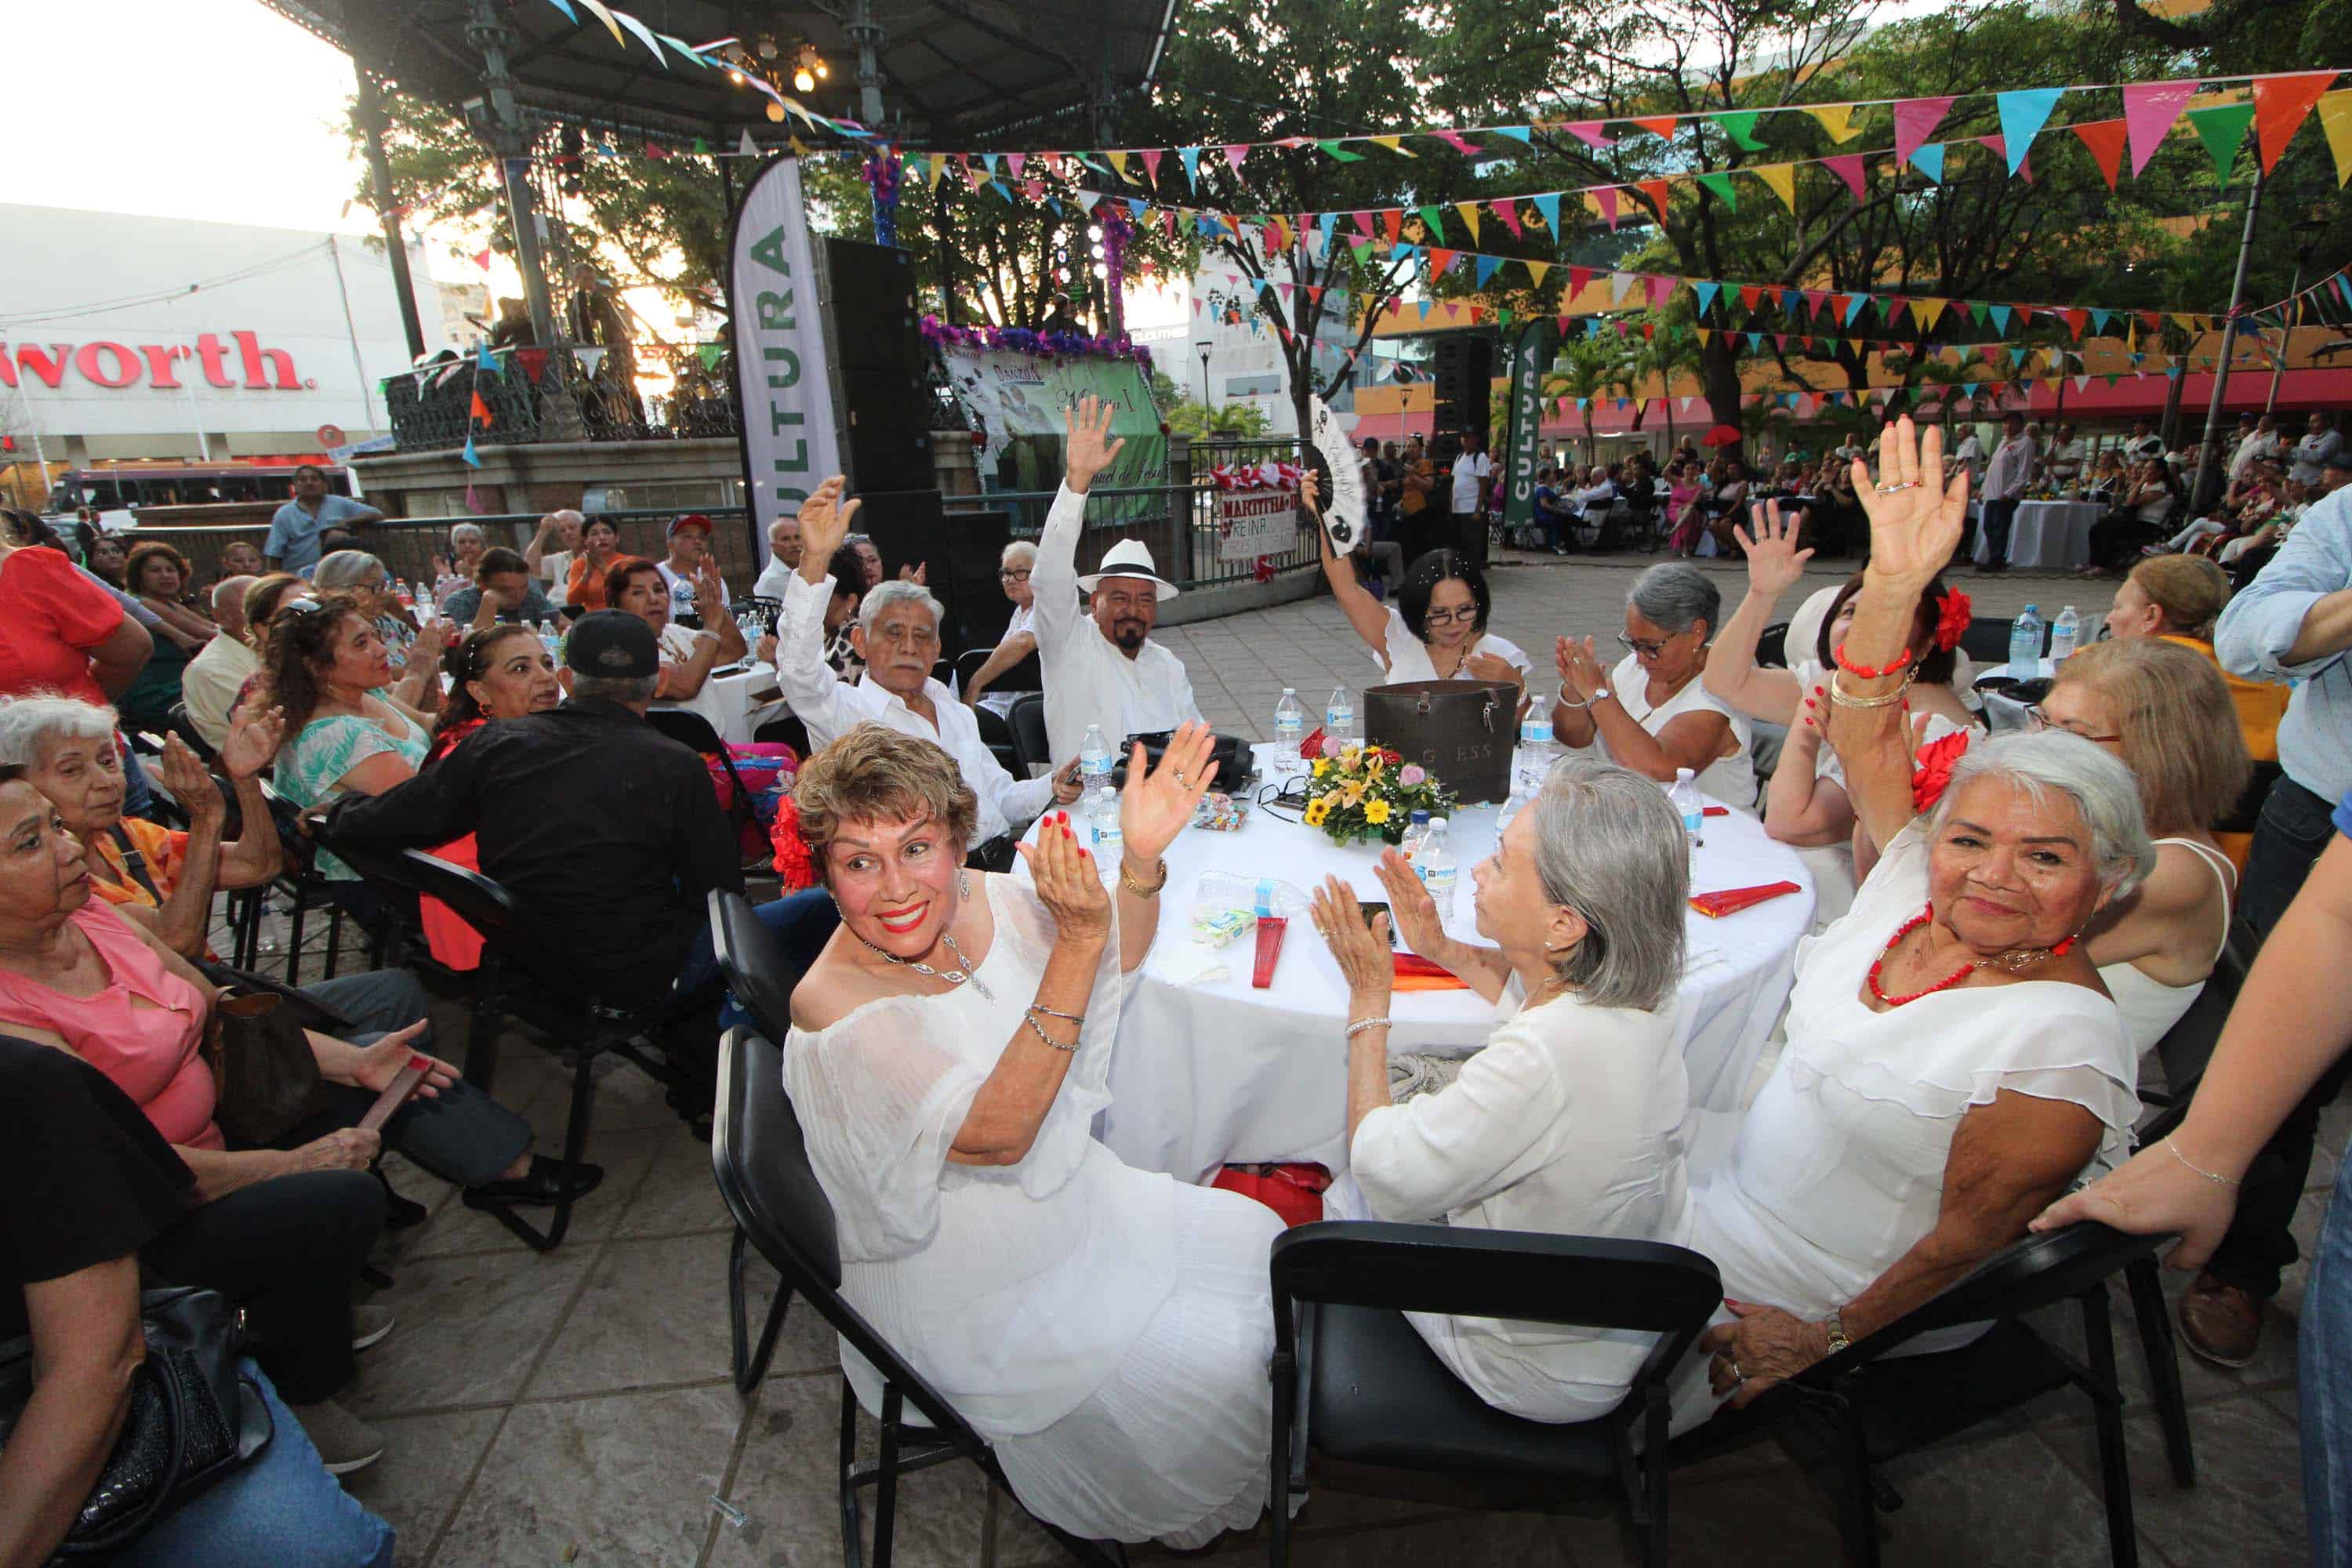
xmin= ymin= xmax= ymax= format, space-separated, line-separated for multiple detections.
xmin=768 ymin=794 xmax=817 ymax=892
xmin=1933 ymin=589 xmax=1973 ymax=654
xmin=1911 ymin=728 xmax=1973 ymax=815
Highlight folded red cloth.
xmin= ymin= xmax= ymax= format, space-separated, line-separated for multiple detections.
xmin=1689 ymin=880 xmax=1802 ymax=918
xmin=1392 ymin=951 xmax=1472 ymax=990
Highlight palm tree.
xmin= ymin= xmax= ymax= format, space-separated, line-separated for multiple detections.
xmin=1628 ymin=326 xmax=1704 ymax=455
xmin=1542 ymin=335 xmax=1634 ymax=464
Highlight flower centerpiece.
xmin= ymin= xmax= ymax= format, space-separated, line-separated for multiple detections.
xmin=1298 ymin=733 xmax=1457 ymax=845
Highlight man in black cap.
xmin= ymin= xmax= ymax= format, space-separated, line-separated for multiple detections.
xmin=319 ymin=611 xmax=742 ymax=1014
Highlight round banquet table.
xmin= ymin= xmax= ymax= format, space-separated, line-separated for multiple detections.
xmin=1973 ymin=499 xmax=2103 ymax=570
xmin=1018 ymin=743 xmax=1814 ymax=1183
xmin=655 ymin=659 xmax=784 ymax=745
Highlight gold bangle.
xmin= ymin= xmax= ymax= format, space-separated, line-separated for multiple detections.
xmin=1119 ymin=856 xmax=1168 ymax=898
xmin=1826 ymin=670 xmax=1916 ymax=710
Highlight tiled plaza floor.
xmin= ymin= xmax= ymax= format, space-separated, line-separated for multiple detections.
xmin=260 ymin=544 xmax=2325 ymax=1567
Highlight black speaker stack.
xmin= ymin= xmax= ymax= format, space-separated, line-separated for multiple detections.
xmin=851 ymin=491 xmax=1013 ymax=663
xmin=818 ymin=237 xmax=932 ymax=492
xmin=1431 ymin=334 xmax=1495 ymax=452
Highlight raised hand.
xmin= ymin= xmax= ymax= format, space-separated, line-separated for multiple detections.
xmin=218 ymin=702 xmax=285 ymax=782
xmin=1849 ymin=416 xmax=1969 ymax=583
xmin=693 ymin=557 xmax=726 ymax=619
xmin=1017 ymin=810 xmax=1110 ymax=942
xmin=1298 ymin=468 xmax=1323 ymax=519
xmin=350 ymin=1022 xmax=459 ymax=1099
xmin=1062 ymin=394 xmax=1127 ymax=495
xmin=1120 ymin=720 xmax=1218 ymax=866
xmin=898 ymin=561 xmax=927 ymax=586
xmin=1464 ymin=652 xmax=1524 ymax=690
xmin=1735 ymin=499 xmax=1813 ymax=599
xmin=1373 ymin=848 xmax=1445 ymax=957
xmin=1309 ymin=875 xmax=1393 ymax=1014
xmin=796 ymin=476 xmax=862 ymax=575
xmin=154 ymin=735 xmax=222 ymax=823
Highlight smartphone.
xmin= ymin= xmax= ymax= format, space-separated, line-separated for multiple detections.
xmin=1357 ymin=901 xmax=1396 ymax=948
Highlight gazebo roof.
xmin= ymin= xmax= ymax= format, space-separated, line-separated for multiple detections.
xmin=260 ymin=0 xmax=1179 ymax=145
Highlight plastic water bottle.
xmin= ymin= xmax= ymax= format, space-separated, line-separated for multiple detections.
xmin=537 ymin=619 xmax=559 ymax=659
xmin=1272 ymin=688 xmax=1305 ymax=777
xmin=1416 ymin=816 xmax=1458 ymax=919
xmin=2009 ymin=604 xmax=2044 ymax=681
xmin=1498 ymin=702 xmax=1562 ymax=830
xmin=1077 ymin=724 xmax=1120 ymax=882
xmin=1324 ymin=684 xmax=1355 ymax=745
xmin=2049 ymin=604 xmax=2081 ymax=664
xmin=1669 ymin=767 xmax=1706 ymax=853
xmin=394 ymin=579 xmax=416 ymax=611
xmin=1192 ymin=872 xmax=1311 ymax=920
xmin=1399 ymin=808 xmax=1432 ymax=862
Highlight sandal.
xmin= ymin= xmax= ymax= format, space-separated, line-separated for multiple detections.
xmin=462 ymin=1155 xmax=605 ymax=1210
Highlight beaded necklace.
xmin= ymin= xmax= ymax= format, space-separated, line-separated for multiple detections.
xmin=1865 ymin=904 xmax=2076 ymax=1007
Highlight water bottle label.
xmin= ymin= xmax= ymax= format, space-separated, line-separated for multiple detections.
xmin=1250 ymin=879 xmax=1280 ymax=916
xmin=1683 ymin=811 xmax=1704 ymax=834
xmin=1522 ymin=721 xmax=1553 ymax=745
xmin=1274 ymin=716 xmax=1302 ymax=740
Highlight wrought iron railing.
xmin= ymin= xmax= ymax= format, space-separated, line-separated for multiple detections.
xmin=946 ymin=472 xmax=1318 ymax=593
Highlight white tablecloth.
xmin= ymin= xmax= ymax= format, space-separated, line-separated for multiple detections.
xmin=658 ymin=660 xmax=782 ymax=745
xmin=1974 ymin=499 xmax=2102 ymax=569
xmin=1022 ymin=743 xmax=1814 ymax=1182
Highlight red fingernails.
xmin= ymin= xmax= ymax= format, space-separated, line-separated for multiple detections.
xmin=1080 ymin=848 xmax=1092 ymax=859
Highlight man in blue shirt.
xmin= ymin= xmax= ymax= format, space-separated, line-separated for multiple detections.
xmin=2183 ymin=483 xmax=2352 ymax=1367
xmin=264 ymin=465 xmax=383 ymax=575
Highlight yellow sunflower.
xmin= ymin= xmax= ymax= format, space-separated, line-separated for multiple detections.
xmin=1312 ymin=759 xmax=1331 ymax=778
xmin=1363 ymin=797 xmax=1392 ymax=826
xmin=1303 ymin=796 xmax=1332 ymax=826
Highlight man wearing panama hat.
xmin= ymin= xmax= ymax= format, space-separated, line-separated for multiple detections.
xmin=1033 ymin=396 xmax=1203 ymax=760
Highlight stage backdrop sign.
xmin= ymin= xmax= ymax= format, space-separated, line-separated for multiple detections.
xmin=938 ymin=347 xmax=1166 ymax=511
xmin=729 ymin=157 xmax=842 ymax=562
xmin=1214 ymin=486 xmax=1301 ymax=561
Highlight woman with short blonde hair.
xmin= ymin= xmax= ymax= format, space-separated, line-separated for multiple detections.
xmin=782 ymin=720 xmax=1282 ymax=1549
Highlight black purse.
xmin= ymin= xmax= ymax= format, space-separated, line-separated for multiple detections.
xmin=207 ymin=990 xmax=335 ymax=1147
xmin=0 ymin=1287 xmax=273 ymax=1558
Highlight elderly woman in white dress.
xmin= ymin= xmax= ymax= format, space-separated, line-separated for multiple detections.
xmin=1310 ymin=758 xmax=1696 ymax=1425
xmin=782 ymin=720 xmax=1283 ymax=1548
xmin=1692 ymin=419 xmax=2150 ymax=1410
xmin=1302 ymin=470 xmax=1532 ymax=692
xmin=1553 ymin=562 xmax=1757 ymax=805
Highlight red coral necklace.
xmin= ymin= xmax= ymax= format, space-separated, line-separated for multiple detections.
xmin=1867 ymin=905 xmax=2076 ymax=1007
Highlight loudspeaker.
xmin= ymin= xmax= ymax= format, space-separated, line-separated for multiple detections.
xmin=818 ymin=238 xmax=931 ymax=490
xmin=853 ymin=491 xmax=1013 ymax=662
xmin=1432 ymin=335 xmax=1494 ymax=447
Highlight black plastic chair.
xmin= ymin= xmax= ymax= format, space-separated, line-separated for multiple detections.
xmin=644 ymin=706 xmax=758 ymax=842
xmin=165 ymin=700 xmax=217 ymax=764
xmin=706 ymin=887 xmax=818 ymax=1054
xmin=1671 ymin=1221 xmax=2172 ymax=1567
xmin=322 ymin=842 xmax=705 ymax=1251
xmin=972 ymin=704 xmax=1018 ymax=773
xmin=1959 ymin=614 xmax=2043 ymax=666
xmin=1269 ymin=1222 xmax=1721 ymax=1568
xmin=708 ymin=1027 xmax=1119 ymax=1568
xmin=1007 ymin=692 xmax=1051 ymax=778
xmin=1756 ymin=621 xmax=1791 ymax=670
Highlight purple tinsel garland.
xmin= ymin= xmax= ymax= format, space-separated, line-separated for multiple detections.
xmin=920 ymin=316 xmax=1152 ymax=369
xmin=861 ymin=151 xmax=902 ymax=249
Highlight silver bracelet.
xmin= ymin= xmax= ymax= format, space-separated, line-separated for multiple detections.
xmin=1556 ymin=692 xmax=1593 ymax=710
xmin=1345 ymin=1016 xmax=1392 ymax=1040
xmin=1022 ymin=1012 xmax=1080 ymax=1053
xmin=2165 ymin=1136 xmax=2241 ymax=1188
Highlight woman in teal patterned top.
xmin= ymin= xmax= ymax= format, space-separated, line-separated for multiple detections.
xmin=264 ymin=595 xmax=434 ymax=886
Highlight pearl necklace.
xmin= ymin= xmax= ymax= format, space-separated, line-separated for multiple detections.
xmin=852 ymin=871 xmax=995 ymax=1000
xmin=1866 ymin=904 xmax=2076 ymax=1007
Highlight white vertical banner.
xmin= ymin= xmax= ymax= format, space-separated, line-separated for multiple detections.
xmin=728 ymin=157 xmax=842 ymax=564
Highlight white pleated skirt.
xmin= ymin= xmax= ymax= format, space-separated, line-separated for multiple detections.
xmin=993 ymin=1181 xmax=1283 ymax=1548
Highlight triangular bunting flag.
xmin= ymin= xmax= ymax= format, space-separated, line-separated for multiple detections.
xmin=469 ymin=390 xmax=492 ymax=426
xmin=2072 ymin=118 xmax=2128 ymax=191
xmin=1631 ymin=116 xmax=1680 ymax=140
xmin=1648 ymin=274 xmax=1675 ymax=308
xmin=1314 ymin=140 xmax=1363 ymax=162
xmin=1824 ymin=154 xmax=1867 ymax=201
xmin=1455 ymin=203 xmax=1483 ymax=242
xmin=1696 ymin=171 xmax=1739 ymax=209
xmin=1593 ymin=188 xmax=1621 ymax=230
xmin=1417 ymin=205 xmax=1446 ymax=241
xmin=1533 ymin=192 xmax=1561 ymax=232
xmin=1894 ymin=96 xmax=1957 ymax=165
xmin=1610 ymin=270 xmax=1638 ymax=307
xmin=1524 ymin=260 xmax=1551 ymax=289
xmin=1368 ymin=135 xmax=1415 ymax=157
xmin=1693 ymin=281 xmax=1722 ymax=316
xmin=1807 ymin=103 xmax=1864 ymax=143
xmin=1910 ymin=143 xmax=1947 ymax=183
xmin=1915 ymin=297 xmax=1948 ymax=331
xmin=2318 ymin=90 xmax=2352 ymax=186
xmin=1636 ymin=180 xmax=1670 ymax=220
xmin=460 ymin=434 xmax=481 ymax=467
xmin=1222 ymin=143 xmax=1250 ymax=172
xmin=1755 ymin=163 xmax=1797 ymax=212
xmin=2124 ymin=81 xmax=2199 ymax=176
xmin=1563 ymin=122 xmax=1615 ymax=150
xmin=1492 ymin=198 xmax=1524 ymax=238
xmin=2186 ymin=101 xmax=2257 ymax=180
xmin=1425 ymin=247 xmax=1457 ymax=275
xmin=1475 ymin=254 xmax=1504 ymax=289
xmin=1994 ymin=88 xmax=2065 ymax=173
xmin=1178 ymin=146 xmax=1203 ymax=187
xmin=1712 ymin=110 xmax=1765 ymax=150
xmin=2252 ymin=71 xmax=2339 ymax=173
xmin=736 ymin=129 xmax=759 ymax=159
xmin=575 ymin=347 xmax=605 ymax=378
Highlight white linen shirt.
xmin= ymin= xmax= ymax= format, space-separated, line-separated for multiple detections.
xmin=1031 ymin=484 xmax=1203 ymax=762
xmin=779 ymin=570 xmax=1054 ymax=843
xmin=1450 ymin=452 xmax=1493 ymax=513
xmin=1982 ymin=434 xmax=2037 ymax=502
xmin=753 ymin=556 xmax=799 ymax=601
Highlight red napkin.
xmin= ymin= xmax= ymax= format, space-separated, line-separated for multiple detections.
xmin=1689 ymin=881 xmax=1802 ymax=918
xmin=1393 ymin=952 xmax=1472 ymax=991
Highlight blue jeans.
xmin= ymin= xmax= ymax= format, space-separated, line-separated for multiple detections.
xmin=2303 ymin=1130 xmax=2352 ymax=1565
xmin=115 ymin=1361 xmax=394 ymax=1568
xmin=676 ymin=889 xmax=841 ymax=1031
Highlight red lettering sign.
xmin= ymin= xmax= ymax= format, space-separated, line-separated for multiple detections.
xmin=0 ymin=334 xmax=303 ymax=391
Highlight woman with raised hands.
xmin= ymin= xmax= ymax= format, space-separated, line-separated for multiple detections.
xmin=782 ymin=720 xmax=1284 ymax=1548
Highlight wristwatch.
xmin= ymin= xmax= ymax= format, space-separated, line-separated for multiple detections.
xmin=1592 ymin=686 xmax=1610 ymax=704
xmin=1824 ymin=1308 xmax=1851 ymax=1356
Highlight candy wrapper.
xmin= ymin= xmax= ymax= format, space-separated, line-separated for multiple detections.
xmin=1192 ymin=792 xmax=1248 ymax=832
xmin=1191 ymin=908 xmax=1258 ymax=949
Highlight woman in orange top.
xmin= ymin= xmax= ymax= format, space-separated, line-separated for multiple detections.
xmin=0 ymin=695 xmax=283 ymax=958
xmin=2104 ymin=554 xmax=2289 ymax=762
xmin=563 ymin=514 xmax=626 ymax=612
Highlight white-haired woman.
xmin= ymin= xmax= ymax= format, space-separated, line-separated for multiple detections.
xmin=784 ymin=720 xmax=1278 ymax=1548
xmin=1693 ymin=419 xmax=2147 ymax=1413
xmin=964 ymin=538 xmax=1040 ymax=717
xmin=1313 ymin=757 xmax=1699 ymax=1425
xmin=429 ymin=523 xmax=487 ymax=611
xmin=1554 ymin=561 xmax=1755 ymax=805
